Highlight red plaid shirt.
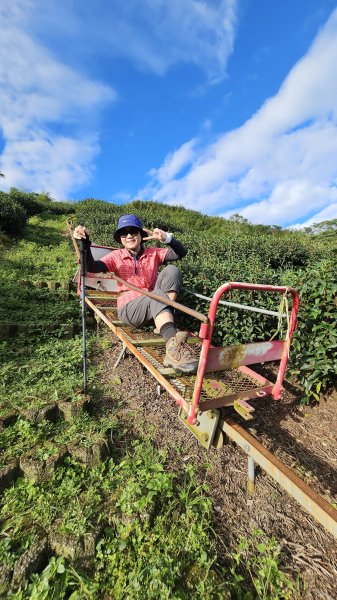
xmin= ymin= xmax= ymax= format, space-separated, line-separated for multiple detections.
xmin=100 ymin=247 xmax=169 ymax=308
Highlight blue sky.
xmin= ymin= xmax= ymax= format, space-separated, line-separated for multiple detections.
xmin=1 ymin=0 xmax=337 ymax=227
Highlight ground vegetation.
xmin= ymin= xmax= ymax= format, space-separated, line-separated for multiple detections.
xmin=0 ymin=195 xmax=336 ymax=598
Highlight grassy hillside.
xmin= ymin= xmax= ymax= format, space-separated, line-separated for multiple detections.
xmin=0 ymin=209 xmax=300 ymax=598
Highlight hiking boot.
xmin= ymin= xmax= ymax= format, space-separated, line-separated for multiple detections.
xmin=163 ymin=331 xmax=199 ymax=374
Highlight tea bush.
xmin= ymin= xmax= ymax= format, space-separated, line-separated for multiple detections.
xmin=0 ymin=283 xmax=80 ymax=324
xmin=0 ymin=189 xmax=74 ymax=237
xmin=74 ymin=197 xmax=336 ymax=402
xmin=0 ymin=214 xmax=76 ymax=282
xmin=8 ymin=188 xmax=74 ymax=217
xmin=7 ymin=189 xmax=49 ymax=218
xmin=281 ymin=260 xmax=337 ymax=403
xmin=0 ymin=192 xmax=28 ymax=235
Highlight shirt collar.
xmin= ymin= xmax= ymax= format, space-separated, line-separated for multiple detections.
xmin=120 ymin=246 xmax=145 ymax=260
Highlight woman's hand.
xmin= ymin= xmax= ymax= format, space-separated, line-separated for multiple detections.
xmin=143 ymin=227 xmax=170 ymax=243
xmin=73 ymin=225 xmax=90 ymax=240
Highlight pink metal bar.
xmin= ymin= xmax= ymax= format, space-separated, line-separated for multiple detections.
xmin=205 ymin=340 xmax=285 ymax=372
xmin=239 ymin=364 xmax=271 ymax=385
xmin=187 ymin=283 xmax=299 ymax=424
xmin=272 ymin=289 xmax=299 ymax=399
xmin=198 ymin=384 xmax=274 ymax=411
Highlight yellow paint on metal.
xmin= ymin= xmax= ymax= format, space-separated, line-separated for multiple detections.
xmin=202 ymin=379 xmax=231 ymax=398
xmin=218 ymin=345 xmax=246 ymax=369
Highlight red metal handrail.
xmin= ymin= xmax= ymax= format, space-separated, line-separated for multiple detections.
xmin=187 ymin=282 xmax=299 ymax=424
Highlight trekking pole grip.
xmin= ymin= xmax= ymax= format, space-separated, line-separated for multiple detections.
xmin=79 ymin=238 xmax=87 ymax=276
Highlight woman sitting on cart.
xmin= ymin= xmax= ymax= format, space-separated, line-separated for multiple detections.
xmin=74 ymin=215 xmax=198 ymax=374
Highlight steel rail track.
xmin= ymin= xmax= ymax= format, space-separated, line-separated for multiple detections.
xmin=219 ymin=418 xmax=337 ymax=540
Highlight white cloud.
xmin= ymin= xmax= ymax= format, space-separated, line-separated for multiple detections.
xmin=222 ymin=180 xmax=337 ymax=225
xmin=142 ymin=8 xmax=337 ymax=226
xmin=0 ymin=0 xmax=237 ymax=199
xmin=0 ymin=0 xmax=116 ymax=199
xmin=31 ymin=0 xmax=237 ymax=81
xmin=148 ymin=139 xmax=198 ymax=185
xmin=291 ymin=202 xmax=337 ymax=229
xmin=2 ymin=132 xmax=100 ymax=200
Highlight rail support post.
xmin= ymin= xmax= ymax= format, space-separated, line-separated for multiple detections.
xmin=114 ymin=343 xmax=127 ymax=369
xmin=247 ymin=455 xmax=255 ymax=495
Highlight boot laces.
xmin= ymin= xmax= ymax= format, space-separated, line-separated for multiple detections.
xmin=176 ymin=340 xmax=195 ymax=361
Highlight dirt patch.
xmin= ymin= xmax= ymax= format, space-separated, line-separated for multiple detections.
xmin=98 ymin=333 xmax=337 ymax=600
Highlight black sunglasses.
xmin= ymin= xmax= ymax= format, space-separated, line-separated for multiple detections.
xmin=119 ymin=227 xmax=141 ymax=237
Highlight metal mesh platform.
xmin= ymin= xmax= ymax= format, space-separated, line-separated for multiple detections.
xmin=86 ymin=291 xmax=267 ymax=406
xmin=183 ymin=369 xmax=264 ymax=402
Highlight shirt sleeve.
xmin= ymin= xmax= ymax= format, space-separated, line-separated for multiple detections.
xmin=156 ymin=247 xmax=170 ymax=265
xmin=164 ymin=237 xmax=188 ymax=262
xmin=80 ymin=238 xmax=109 ymax=273
xmin=100 ymin=251 xmax=117 ymax=273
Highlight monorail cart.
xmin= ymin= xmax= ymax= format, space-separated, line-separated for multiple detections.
xmin=68 ymin=220 xmax=337 ymax=540
xmin=69 ymin=225 xmax=299 ymax=450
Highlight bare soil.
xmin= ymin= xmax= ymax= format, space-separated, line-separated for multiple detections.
xmin=98 ymin=333 xmax=337 ymax=600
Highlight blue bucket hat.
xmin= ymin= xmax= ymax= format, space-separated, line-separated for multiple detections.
xmin=113 ymin=214 xmax=146 ymax=243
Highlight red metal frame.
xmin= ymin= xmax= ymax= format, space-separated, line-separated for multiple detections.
xmin=76 ymin=244 xmax=299 ymax=428
xmin=187 ymin=282 xmax=299 ymax=424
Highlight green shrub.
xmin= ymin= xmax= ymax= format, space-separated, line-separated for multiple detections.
xmin=47 ymin=200 xmax=75 ymax=215
xmin=0 ymin=192 xmax=28 ymax=235
xmin=0 ymin=213 xmax=76 ymax=282
xmin=8 ymin=188 xmax=74 ymax=217
xmin=282 ymin=260 xmax=337 ymax=403
xmin=8 ymin=188 xmax=47 ymax=217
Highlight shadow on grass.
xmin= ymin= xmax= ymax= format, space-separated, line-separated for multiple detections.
xmin=24 ymin=222 xmax=68 ymax=247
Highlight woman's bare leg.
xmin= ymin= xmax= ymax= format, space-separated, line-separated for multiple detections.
xmin=154 ymin=310 xmax=174 ymax=330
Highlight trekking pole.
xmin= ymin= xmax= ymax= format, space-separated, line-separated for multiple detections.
xmin=79 ymin=239 xmax=88 ymax=394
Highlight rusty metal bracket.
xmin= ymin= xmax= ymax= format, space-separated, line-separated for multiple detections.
xmin=178 ymin=408 xmax=220 ymax=449
xmin=233 ymin=399 xmax=255 ymax=421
